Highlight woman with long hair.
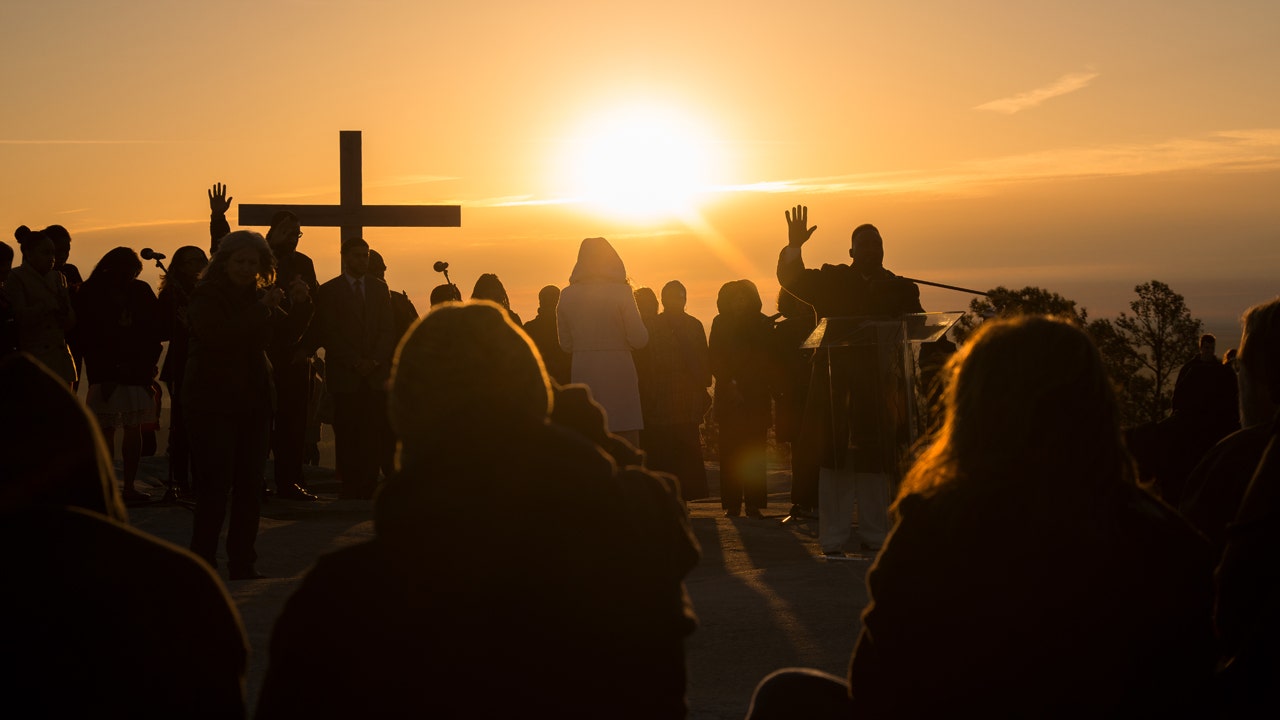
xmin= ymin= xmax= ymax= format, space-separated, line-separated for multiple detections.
xmin=470 ymin=272 xmax=521 ymax=325
xmin=185 ymin=231 xmax=312 ymax=580
xmin=556 ymin=237 xmax=648 ymax=445
xmin=747 ymin=316 xmax=1216 ymax=719
xmin=157 ymin=245 xmax=209 ymax=499
xmin=4 ymin=226 xmax=76 ymax=384
xmin=76 ymin=246 xmax=162 ymax=502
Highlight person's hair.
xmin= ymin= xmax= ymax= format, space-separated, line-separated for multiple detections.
xmin=341 ymin=237 xmax=369 ymax=253
xmin=159 ymin=246 xmax=208 ymax=293
xmin=269 ymin=210 xmax=299 ymax=228
xmin=634 ymin=287 xmax=659 ymax=317
xmin=0 ymin=241 xmax=13 ymax=267
xmin=199 ymin=230 xmax=276 ymax=288
xmin=86 ymin=247 xmax=143 ymax=287
xmin=537 ymin=284 xmax=561 ymax=310
xmin=41 ymin=224 xmax=71 ymax=247
xmin=430 ymin=283 xmax=462 ymax=306
xmin=389 ymin=301 xmax=552 ymax=462
xmin=569 ymin=237 xmax=627 ymax=284
xmin=851 ymin=224 xmax=882 ymax=245
xmin=471 ymin=273 xmax=511 ymax=309
xmin=901 ymin=315 xmax=1134 ymax=508
xmin=1239 ymin=298 xmax=1280 ymax=404
xmin=13 ymin=225 xmax=51 ymax=253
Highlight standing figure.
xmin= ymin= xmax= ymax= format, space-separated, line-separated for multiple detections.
xmin=522 ymin=284 xmax=572 ymax=385
xmin=710 ymin=280 xmax=777 ymax=518
xmin=4 ymin=226 xmax=76 ymax=385
xmin=368 ymin=249 xmax=419 ymax=345
xmin=76 ymin=247 xmax=162 ymax=503
xmin=772 ymin=288 xmax=820 ymax=518
xmin=633 ymin=285 xmax=661 ymax=446
xmin=185 ymin=231 xmax=313 ymax=579
xmin=557 ymin=237 xmax=649 ymax=446
xmin=0 ymin=241 xmax=18 ymax=357
xmin=157 ymin=245 xmax=209 ymax=499
xmin=471 ymin=272 xmax=522 ymax=325
xmin=44 ymin=224 xmax=85 ymax=385
xmin=210 ymin=185 xmax=319 ymax=500
xmin=777 ymin=206 xmax=923 ymax=553
xmin=315 ymin=238 xmax=396 ymax=499
xmin=642 ymin=280 xmax=712 ymax=501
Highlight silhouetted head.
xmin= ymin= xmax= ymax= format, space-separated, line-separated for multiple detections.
xmin=14 ymin=226 xmax=56 ymax=275
xmin=368 ymin=249 xmax=388 ymax=281
xmin=537 ymin=284 xmax=561 ymax=313
xmin=661 ymin=280 xmax=687 ymax=314
xmin=902 ymin=315 xmax=1131 ymax=503
xmin=389 ymin=301 xmax=551 ymax=463
xmin=569 ymin=237 xmax=627 ymax=284
xmin=1238 ymin=298 xmax=1280 ymax=427
xmin=634 ymin=287 xmax=659 ymax=321
xmin=849 ymin=224 xmax=884 ymax=272
xmin=0 ymin=241 xmax=13 ymax=283
xmin=1198 ymin=333 xmax=1217 ymax=361
xmin=430 ymin=283 xmax=462 ymax=306
xmin=0 ymin=353 xmax=126 ymax=522
xmin=160 ymin=246 xmax=209 ymax=292
xmin=266 ymin=211 xmax=302 ymax=256
xmin=42 ymin=225 xmax=72 ymax=267
xmin=201 ymin=230 xmax=276 ymax=289
xmin=471 ymin=273 xmax=511 ymax=309
xmin=341 ymin=238 xmax=370 ymax=279
xmin=86 ymin=247 xmax=143 ymax=288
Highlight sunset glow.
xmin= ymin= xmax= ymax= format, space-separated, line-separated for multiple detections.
xmin=562 ymin=104 xmax=718 ymax=221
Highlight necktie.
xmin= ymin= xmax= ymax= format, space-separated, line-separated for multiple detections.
xmin=354 ymin=279 xmax=366 ymax=316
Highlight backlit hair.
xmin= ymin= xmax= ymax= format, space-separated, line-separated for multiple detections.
xmin=901 ymin=315 xmax=1134 ymax=505
xmin=200 ymin=230 xmax=276 ymax=289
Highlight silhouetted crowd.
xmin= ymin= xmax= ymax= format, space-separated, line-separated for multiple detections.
xmin=2 ymin=194 xmax=1278 ymax=718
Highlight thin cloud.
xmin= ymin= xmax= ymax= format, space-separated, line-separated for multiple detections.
xmin=975 ymin=72 xmax=1099 ymax=114
xmin=0 ymin=139 xmax=178 ymax=145
xmin=720 ymin=129 xmax=1280 ymax=198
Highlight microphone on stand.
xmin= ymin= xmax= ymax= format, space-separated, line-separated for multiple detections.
xmin=140 ymin=248 xmax=166 ymax=261
xmin=433 ymin=260 xmax=452 ymax=285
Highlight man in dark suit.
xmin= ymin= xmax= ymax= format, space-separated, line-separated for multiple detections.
xmin=315 ymin=238 xmax=396 ymax=499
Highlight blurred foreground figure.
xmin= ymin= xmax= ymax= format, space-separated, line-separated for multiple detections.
xmin=747 ymin=317 xmax=1215 ymax=719
xmin=257 ymin=301 xmax=699 ymax=719
xmin=0 ymin=353 xmax=248 ymax=719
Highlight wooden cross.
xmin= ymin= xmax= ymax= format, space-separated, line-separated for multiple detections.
xmin=238 ymin=130 xmax=461 ymax=243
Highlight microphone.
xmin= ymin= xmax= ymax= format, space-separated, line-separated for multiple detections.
xmin=432 ymin=261 xmax=448 ymax=273
xmin=141 ymin=248 xmax=166 ymax=261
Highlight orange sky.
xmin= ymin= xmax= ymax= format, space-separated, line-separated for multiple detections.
xmin=4 ymin=1 xmax=1278 ymax=341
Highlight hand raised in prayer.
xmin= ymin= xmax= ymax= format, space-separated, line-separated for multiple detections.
xmin=208 ymin=183 xmax=233 ymax=215
xmin=786 ymin=205 xmax=817 ymax=248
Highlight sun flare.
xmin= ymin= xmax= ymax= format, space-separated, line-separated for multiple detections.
xmin=563 ymin=104 xmax=717 ymax=221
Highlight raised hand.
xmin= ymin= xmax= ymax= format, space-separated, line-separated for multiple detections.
xmin=786 ymin=205 xmax=817 ymax=248
xmin=208 ymin=183 xmax=233 ymax=215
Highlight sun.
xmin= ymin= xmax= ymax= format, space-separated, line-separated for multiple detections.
xmin=563 ymin=104 xmax=717 ymax=221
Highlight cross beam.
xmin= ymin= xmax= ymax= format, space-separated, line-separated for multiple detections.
xmin=239 ymin=130 xmax=461 ymax=243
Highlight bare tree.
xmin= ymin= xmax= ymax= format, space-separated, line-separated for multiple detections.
xmin=1110 ymin=281 xmax=1204 ymax=424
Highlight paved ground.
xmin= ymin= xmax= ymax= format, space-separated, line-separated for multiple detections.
xmin=123 ymin=444 xmax=872 ymax=720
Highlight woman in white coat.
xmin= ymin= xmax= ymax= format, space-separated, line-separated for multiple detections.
xmin=557 ymin=237 xmax=648 ymax=446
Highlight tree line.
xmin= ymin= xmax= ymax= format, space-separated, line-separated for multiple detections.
xmin=953 ymin=280 xmax=1205 ymax=428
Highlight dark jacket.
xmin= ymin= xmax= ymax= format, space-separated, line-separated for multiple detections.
xmin=849 ymin=484 xmax=1216 ymax=717
xmin=75 ymin=277 xmax=161 ymax=386
xmin=256 ymin=420 xmax=699 ymax=719
xmin=314 ymin=274 xmax=396 ymax=394
xmin=524 ymin=309 xmax=572 ymax=386
xmin=157 ymin=280 xmax=194 ymax=383
xmin=710 ymin=311 xmax=777 ymax=431
xmin=183 ymin=278 xmax=312 ymax=416
xmin=0 ymin=353 xmax=248 ymax=719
